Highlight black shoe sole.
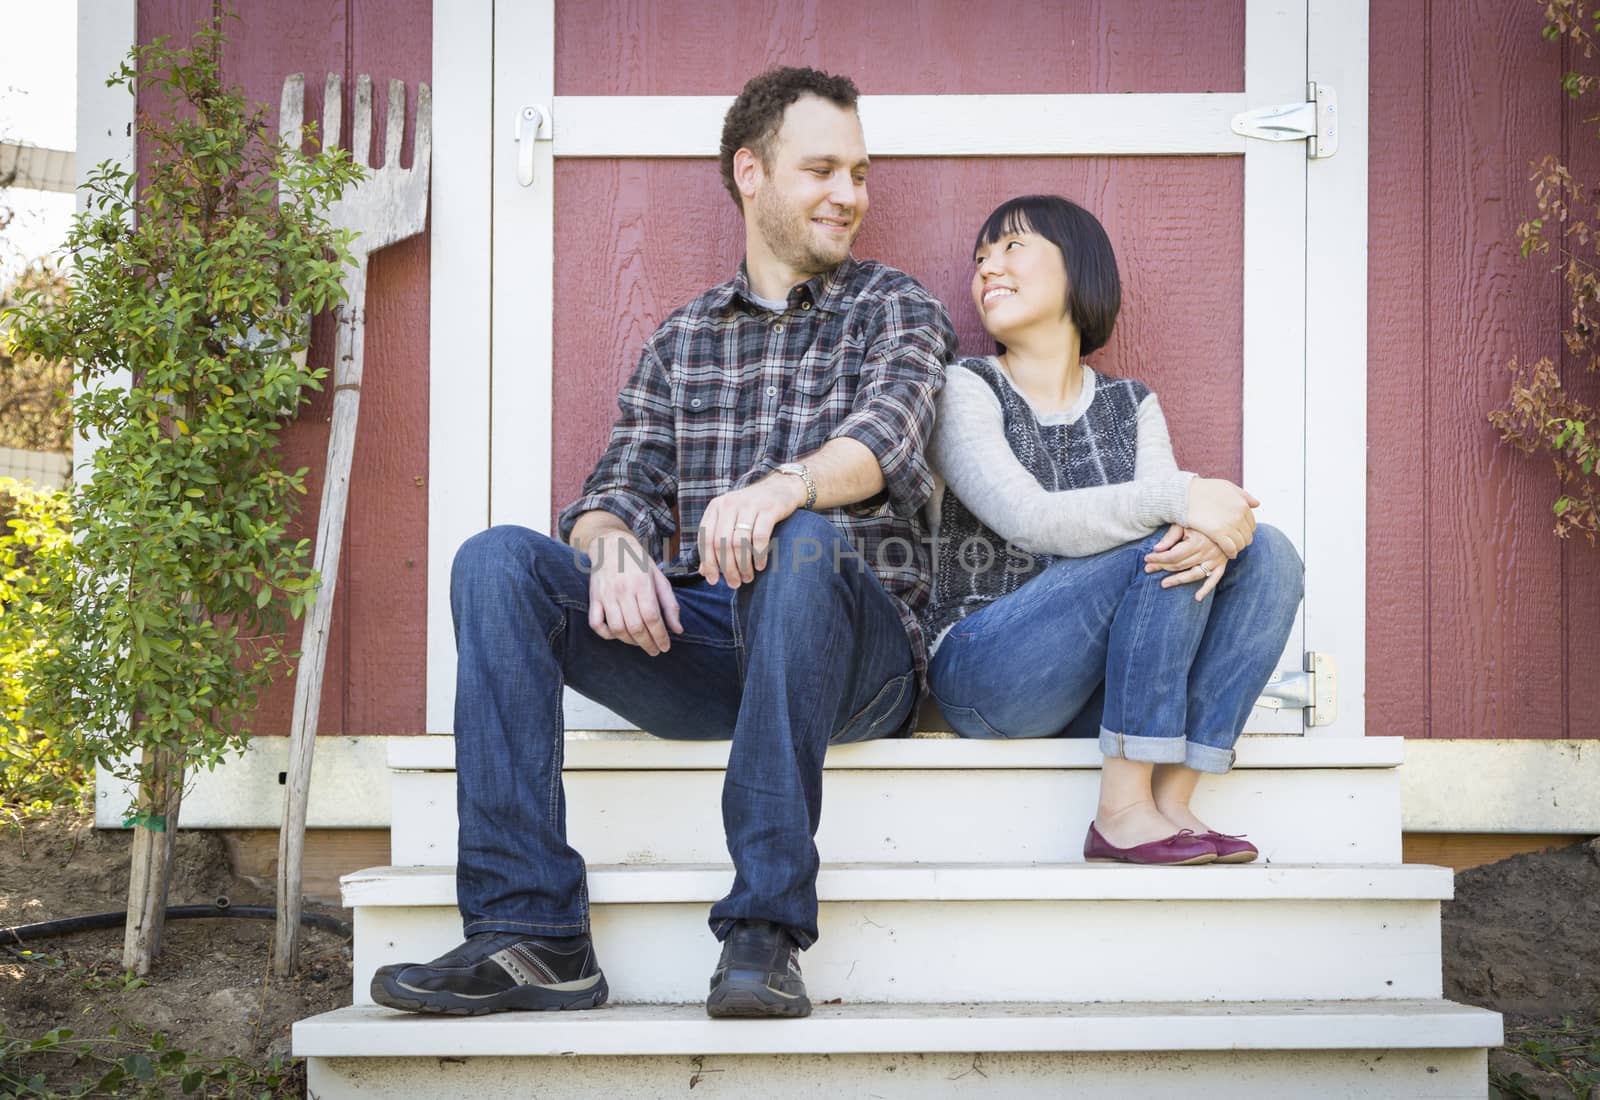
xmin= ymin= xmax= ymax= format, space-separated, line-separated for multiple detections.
xmin=705 ymin=977 xmax=812 ymax=1018
xmin=370 ymin=968 xmax=609 ymax=1016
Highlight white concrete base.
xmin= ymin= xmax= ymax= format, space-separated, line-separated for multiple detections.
xmin=346 ymin=865 xmax=1450 ymax=1006
xmin=298 ymin=1001 xmax=1499 ymax=1099
xmin=389 ymin=766 xmax=1401 ymax=866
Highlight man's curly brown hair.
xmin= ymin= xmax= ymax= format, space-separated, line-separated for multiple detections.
xmin=719 ymin=67 xmax=860 ymax=214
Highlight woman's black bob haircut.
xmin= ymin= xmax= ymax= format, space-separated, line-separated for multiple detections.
xmin=974 ymin=194 xmax=1121 ymax=357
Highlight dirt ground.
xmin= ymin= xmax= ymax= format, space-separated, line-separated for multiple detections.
xmin=0 ymin=811 xmax=350 ymax=1095
xmin=1443 ymin=837 xmax=1600 ymax=1098
xmin=1 ymin=813 xmax=1598 ymax=1096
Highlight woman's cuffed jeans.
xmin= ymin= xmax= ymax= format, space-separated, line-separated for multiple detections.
xmin=448 ymin=510 xmax=915 ymax=949
xmin=927 ymin=525 xmax=1303 ymax=773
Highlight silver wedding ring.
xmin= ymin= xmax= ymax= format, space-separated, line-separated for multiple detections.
xmin=734 ymin=522 xmax=755 ymax=531
xmin=1198 ymin=561 xmax=1213 ymax=576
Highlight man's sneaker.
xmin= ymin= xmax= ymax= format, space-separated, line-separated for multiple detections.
xmin=370 ymin=931 xmax=608 ymax=1015
xmin=705 ymin=919 xmax=812 ymax=1018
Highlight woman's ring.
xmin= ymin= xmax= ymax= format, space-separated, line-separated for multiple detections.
xmin=734 ymin=522 xmax=755 ymax=531
xmin=1198 ymin=561 xmax=1213 ymax=576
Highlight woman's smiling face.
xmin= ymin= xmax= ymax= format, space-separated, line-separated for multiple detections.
xmin=970 ymin=221 xmax=1073 ymax=347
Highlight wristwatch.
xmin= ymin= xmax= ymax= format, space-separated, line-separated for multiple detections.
xmin=776 ymin=462 xmax=817 ymax=510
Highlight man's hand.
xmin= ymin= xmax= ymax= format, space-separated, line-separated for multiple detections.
xmin=697 ymin=475 xmax=808 ymax=588
xmin=1184 ymin=478 xmax=1259 ymax=558
xmin=585 ymin=529 xmax=683 ymax=655
xmin=1144 ymin=524 xmax=1228 ymax=600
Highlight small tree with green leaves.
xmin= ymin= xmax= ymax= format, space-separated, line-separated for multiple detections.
xmin=0 ymin=13 xmax=360 ymax=972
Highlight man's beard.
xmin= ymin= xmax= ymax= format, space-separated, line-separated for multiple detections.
xmin=753 ymin=185 xmax=854 ymax=274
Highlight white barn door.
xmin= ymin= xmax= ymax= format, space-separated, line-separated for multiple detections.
xmin=428 ymin=0 xmax=1368 ymax=738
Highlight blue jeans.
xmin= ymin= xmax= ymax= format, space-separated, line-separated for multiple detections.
xmin=927 ymin=525 xmax=1303 ymax=773
xmin=448 ymin=510 xmax=915 ymax=949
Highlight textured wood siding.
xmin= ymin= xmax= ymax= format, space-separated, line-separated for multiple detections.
xmin=553 ymin=0 xmax=1244 ymax=95
xmin=551 ymin=157 xmax=1245 ymax=521
xmin=137 ymin=0 xmax=429 ymax=735
xmin=1368 ymin=0 xmax=1600 ymax=739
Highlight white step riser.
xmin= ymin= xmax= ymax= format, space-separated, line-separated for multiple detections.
xmin=389 ymin=768 xmax=1401 ymax=866
xmin=307 ymin=1048 xmax=1487 ymax=1098
xmin=352 ymin=898 xmax=1443 ymax=1006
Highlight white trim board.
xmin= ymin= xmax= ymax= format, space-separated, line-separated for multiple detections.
xmin=1238 ymin=0 xmax=1312 ymax=734
xmin=426 ymin=0 xmax=495 ymax=734
xmin=1303 ymin=0 xmax=1370 ymax=737
xmin=96 ymin=736 xmax=1600 ymax=834
xmin=550 ymin=94 xmax=1251 ymax=157
xmin=73 ymin=0 xmax=137 ymax=481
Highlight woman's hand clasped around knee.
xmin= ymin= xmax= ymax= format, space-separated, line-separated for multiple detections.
xmin=1183 ymin=477 xmax=1259 ymax=558
xmin=1144 ymin=524 xmax=1228 ymax=600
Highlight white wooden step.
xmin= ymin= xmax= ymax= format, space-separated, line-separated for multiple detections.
xmin=387 ymin=732 xmax=1406 ymax=771
xmin=297 ymin=1000 xmax=1500 ymax=1099
xmin=388 ymin=734 xmax=1403 ymax=866
xmin=345 ymin=863 xmax=1450 ymax=1006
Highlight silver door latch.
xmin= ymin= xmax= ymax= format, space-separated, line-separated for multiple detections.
xmin=1256 ymin=652 xmax=1337 ymax=727
xmin=1231 ymin=83 xmax=1338 ymax=159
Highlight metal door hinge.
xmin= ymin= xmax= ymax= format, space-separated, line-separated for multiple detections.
xmin=1231 ymin=83 xmax=1338 ymax=159
xmin=1256 ymin=652 xmax=1337 ymax=727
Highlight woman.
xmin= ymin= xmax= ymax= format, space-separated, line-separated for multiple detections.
xmin=923 ymin=194 xmax=1303 ymax=865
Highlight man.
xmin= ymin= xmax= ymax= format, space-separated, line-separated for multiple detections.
xmin=372 ymin=67 xmax=956 ymax=1020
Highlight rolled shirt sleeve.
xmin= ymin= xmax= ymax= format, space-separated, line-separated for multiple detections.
xmin=556 ymin=344 xmax=678 ymax=561
xmin=828 ymin=291 xmax=957 ymax=517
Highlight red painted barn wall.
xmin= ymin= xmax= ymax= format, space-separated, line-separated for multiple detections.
xmin=1368 ymin=0 xmax=1600 ymax=739
xmin=136 ymin=0 xmax=430 ymax=735
xmin=551 ymin=158 xmax=1244 ymax=520
xmin=553 ymin=0 xmax=1244 ymax=95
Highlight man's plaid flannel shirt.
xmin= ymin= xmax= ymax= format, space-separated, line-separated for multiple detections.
xmin=556 ymin=256 xmax=958 ymax=680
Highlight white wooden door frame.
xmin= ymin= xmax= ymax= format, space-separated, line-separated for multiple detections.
xmin=1304 ymin=1 xmax=1369 ymax=738
xmin=429 ymin=0 xmax=1367 ymax=737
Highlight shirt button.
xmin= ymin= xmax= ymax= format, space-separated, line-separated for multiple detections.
xmin=689 ymin=398 xmax=702 ymax=408
xmin=773 ymin=323 xmax=785 ymax=333
xmin=802 ymin=302 xmax=812 ymax=310
xmin=766 ymin=385 xmax=778 ymax=397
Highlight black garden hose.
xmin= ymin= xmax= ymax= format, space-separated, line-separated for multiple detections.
xmin=0 ymin=897 xmax=352 ymax=946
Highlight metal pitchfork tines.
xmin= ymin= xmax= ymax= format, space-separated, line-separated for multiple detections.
xmin=272 ymin=72 xmax=432 ymax=977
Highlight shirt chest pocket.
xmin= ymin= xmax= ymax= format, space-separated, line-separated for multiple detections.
xmin=673 ymin=376 xmax=743 ymax=423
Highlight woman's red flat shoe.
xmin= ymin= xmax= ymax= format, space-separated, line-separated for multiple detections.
xmin=1083 ymin=823 xmax=1218 ymax=865
xmin=1200 ymin=831 xmax=1259 ymax=863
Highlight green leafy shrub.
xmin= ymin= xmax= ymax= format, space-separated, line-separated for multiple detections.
xmin=0 ymin=478 xmax=82 ymax=824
